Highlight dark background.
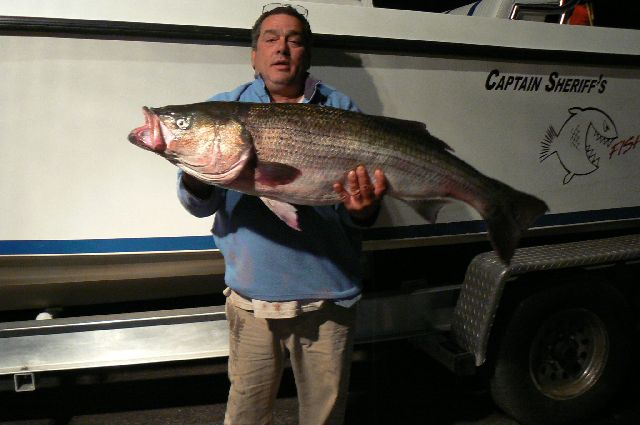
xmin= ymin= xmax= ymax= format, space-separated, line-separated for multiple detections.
xmin=371 ymin=0 xmax=640 ymax=30
xmin=1 ymin=339 xmax=638 ymax=425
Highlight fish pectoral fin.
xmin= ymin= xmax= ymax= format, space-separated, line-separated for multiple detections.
xmin=563 ymin=172 xmax=575 ymax=185
xmin=403 ymin=199 xmax=450 ymax=223
xmin=255 ymin=162 xmax=301 ymax=187
xmin=260 ymin=197 xmax=301 ymax=231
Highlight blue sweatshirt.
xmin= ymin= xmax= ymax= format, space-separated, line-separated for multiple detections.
xmin=177 ymin=76 xmax=364 ymax=302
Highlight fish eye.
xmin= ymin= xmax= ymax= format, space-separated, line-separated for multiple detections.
xmin=175 ymin=116 xmax=192 ymax=130
xmin=603 ymin=121 xmax=610 ymax=132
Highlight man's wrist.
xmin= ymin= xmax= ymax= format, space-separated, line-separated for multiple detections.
xmin=182 ymin=173 xmax=214 ymax=199
xmin=348 ymin=205 xmax=380 ymax=228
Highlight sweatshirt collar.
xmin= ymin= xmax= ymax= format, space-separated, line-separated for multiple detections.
xmin=253 ymin=73 xmax=321 ymax=103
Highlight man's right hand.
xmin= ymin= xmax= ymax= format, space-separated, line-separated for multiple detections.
xmin=182 ymin=172 xmax=214 ymax=199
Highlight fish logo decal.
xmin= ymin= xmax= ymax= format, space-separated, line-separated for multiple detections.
xmin=540 ymin=107 xmax=618 ymax=184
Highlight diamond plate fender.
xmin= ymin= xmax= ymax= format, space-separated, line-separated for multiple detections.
xmin=451 ymin=233 xmax=640 ymax=366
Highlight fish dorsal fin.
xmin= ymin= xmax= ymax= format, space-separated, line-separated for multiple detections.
xmin=373 ymin=115 xmax=453 ymax=152
xmin=426 ymin=133 xmax=454 ymax=152
xmin=376 ymin=115 xmax=428 ymax=133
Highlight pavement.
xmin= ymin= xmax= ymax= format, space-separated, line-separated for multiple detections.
xmin=0 ymin=340 xmax=636 ymax=425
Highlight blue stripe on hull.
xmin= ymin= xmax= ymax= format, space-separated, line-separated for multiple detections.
xmin=0 ymin=236 xmax=216 ymax=255
xmin=1 ymin=207 xmax=638 ymax=255
xmin=364 ymin=206 xmax=640 ymax=241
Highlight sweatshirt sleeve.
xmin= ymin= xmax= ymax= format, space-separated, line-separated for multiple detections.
xmin=324 ymin=88 xmax=361 ymax=113
xmin=176 ymin=171 xmax=225 ymax=218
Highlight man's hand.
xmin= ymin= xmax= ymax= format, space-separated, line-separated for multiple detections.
xmin=334 ymin=165 xmax=387 ymax=225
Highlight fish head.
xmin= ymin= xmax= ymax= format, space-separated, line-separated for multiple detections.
xmin=557 ymin=107 xmax=619 ymax=174
xmin=581 ymin=108 xmax=618 ymax=170
xmin=128 ymin=103 xmax=253 ymax=184
xmin=587 ymin=110 xmax=618 ymax=144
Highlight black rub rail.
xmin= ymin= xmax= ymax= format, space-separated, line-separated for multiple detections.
xmin=1 ymin=15 xmax=640 ymax=66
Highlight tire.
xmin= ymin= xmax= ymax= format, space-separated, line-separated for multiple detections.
xmin=489 ymin=281 xmax=633 ymax=425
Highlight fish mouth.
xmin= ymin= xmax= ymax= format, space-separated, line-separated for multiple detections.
xmin=585 ymin=125 xmax=617 ymax=168
xmin=584 ymin=141 xmax=600 ymax=168
xmin=128 ymin=107 xmax=168 ymax=153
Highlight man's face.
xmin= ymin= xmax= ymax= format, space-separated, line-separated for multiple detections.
xmin=251 ymin=14 xmax=309 ymax=93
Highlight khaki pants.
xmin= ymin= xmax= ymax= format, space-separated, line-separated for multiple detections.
xmin=224 ymin=300 xmax=357 ymax=425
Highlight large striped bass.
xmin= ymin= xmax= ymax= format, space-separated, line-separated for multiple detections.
xmin=128 ymin=101 xmax=548 ymax=264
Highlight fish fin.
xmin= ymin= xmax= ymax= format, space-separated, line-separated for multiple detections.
xmin=426 ymin=134 xmax=454 ymax=152
xmin=255 ymin=162 xmax=301 ymax=187
xmin=483 ymin=181 xmax=549 ymax=265
xmin=568 ymin=107 xmax=584 ymax=115
xmin=260 ymin=197 xmax=301 ymax=231
xmin=563 ymin=172 xmax=575 ymax=185
xmin=374 ymin=115 xmax=453 ymax=152
xmin=539 ymin=126 xmax=557 ymax=162
xmin=404 ymin=199 xmax=450 ymax=223
xmin=376 ymin=116 xmax=428 ymax=132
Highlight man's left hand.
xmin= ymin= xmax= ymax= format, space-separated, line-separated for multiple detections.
xmin=334 ymin=165 xmax=387 ymax=224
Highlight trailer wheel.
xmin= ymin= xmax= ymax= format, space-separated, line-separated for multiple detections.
xmin=489 ymin=281 xmax=632 ymax=425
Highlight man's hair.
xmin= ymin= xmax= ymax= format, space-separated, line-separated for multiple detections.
xmin=251 ymin=5 xmax=313 ymax=50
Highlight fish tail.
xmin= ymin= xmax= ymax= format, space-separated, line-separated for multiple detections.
xmin=539 ymin=126 xmax=557 ymax=162
xmin=482 ymin=180 xmax=549 ymax=264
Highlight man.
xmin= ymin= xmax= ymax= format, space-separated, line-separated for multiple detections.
xmin=177 ymin=5 xmax=386 ymax=425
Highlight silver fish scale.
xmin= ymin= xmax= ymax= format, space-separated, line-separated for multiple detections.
xmin=452 ymin=233 xmax=640 ymax=366
xmin=244 ymin=104 xmax=471 ymax=201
